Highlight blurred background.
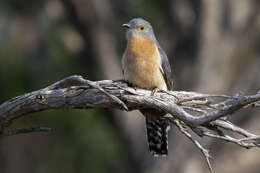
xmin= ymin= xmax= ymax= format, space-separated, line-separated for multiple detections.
xmin=0 ymin=0 xmax=260 ymax=172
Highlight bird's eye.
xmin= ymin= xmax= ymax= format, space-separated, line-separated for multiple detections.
xmin=139 ymin=25 xmax=145 ymax=31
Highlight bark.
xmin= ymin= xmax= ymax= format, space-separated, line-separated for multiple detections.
xmin=1 ymin=75 xmax=260 ymax=172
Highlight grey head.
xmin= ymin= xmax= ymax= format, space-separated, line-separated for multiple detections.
xmin=122 ymin=18 xmax=157 ymax=43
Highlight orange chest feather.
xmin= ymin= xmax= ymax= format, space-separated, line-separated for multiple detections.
xmin=122 ymin=35 xmax=166 ymax=89
xmin=123 ymin=35 xmax=160 ymax=68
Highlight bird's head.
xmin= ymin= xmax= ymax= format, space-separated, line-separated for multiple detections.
xmin=122 ymin=18 xmax=157 ymax=42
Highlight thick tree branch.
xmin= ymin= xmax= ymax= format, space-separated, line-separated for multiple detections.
xmin=0 ymin=75 xmax=259 ymax=172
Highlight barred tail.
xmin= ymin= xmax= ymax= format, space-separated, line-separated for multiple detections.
xmin=145 ymin=117 xmax=171 ymax=156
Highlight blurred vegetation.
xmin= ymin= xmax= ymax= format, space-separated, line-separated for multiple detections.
xmin=0 ymin=1 xmax=125 ymax=172
xmin=0 ymin=0 xmax=260 ymax=173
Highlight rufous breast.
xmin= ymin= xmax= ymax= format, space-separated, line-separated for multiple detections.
xmin=122 ymin=35 xmax=166 ymax=90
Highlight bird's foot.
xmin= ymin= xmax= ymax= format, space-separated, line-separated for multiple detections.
xmin=152 ymin=87 xmax=160 ymax=96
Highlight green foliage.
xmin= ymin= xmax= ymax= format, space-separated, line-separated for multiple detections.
xmin=13 ymin=109 xmax=123 ymax=173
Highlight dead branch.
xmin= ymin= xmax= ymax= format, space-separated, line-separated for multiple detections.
xmin=0 ymin=75 xmax=259 ymax=172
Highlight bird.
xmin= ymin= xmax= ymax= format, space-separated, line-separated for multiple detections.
xmin=122 ymin=18 xmax=174 ymax=156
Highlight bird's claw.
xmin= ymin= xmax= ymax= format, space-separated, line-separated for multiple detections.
xmin=152 ymin=87 xmax=159 ymax=96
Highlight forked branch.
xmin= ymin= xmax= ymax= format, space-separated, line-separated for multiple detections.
xmin=0 ymin=75 xmax=260 ymax=172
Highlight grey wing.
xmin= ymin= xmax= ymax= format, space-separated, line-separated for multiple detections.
xmin=121 ymin=55 xmax=126 ymax=78
xmin=158 ymin=47 xmax=174 ymax=90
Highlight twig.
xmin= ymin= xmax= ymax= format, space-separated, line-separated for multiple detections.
xmin=211 ymin=120 xmax=258 ymax=138
xmin=44 ymin=75 xmax=128 ymax=110
xmin=172 ymin=119 xmax=213 ymax=173
xmin=202 ymin=131 xmax=260 ymax=149
xmin=79 ymin=79 xmax=128 ymax=111
xmin=0 ymin=126 xmax=52 ymax=136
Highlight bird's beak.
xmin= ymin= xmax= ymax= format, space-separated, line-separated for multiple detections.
xmin=122 ymin=23 xmax=130 ymax=28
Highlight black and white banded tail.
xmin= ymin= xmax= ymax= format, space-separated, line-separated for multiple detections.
xmin=145 ymin=117 xmax=171 ymax=156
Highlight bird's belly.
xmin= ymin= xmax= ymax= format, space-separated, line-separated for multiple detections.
xmin=124 ymin=59 xmax=167 ymax=90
